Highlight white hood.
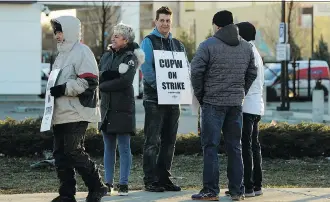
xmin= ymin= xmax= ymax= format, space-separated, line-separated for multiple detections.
xmin=134 ymin=48 xmax=145 ymax=68
xmin=52 ymin=16 xmax=81 ymax=52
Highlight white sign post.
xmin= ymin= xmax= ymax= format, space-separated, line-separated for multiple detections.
xmin=276 ymin=43 xmax=291 ymax=61
xmin=153 ymin=50 xmax=192 ymax=104
xmin=40 ymin=69 xmax=61 ymax=132
xmin=279 ymin=22 xmax=288 ymax=44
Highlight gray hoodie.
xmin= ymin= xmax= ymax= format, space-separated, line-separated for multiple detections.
xmin=191 ymin=24 xmax=257 ymax=106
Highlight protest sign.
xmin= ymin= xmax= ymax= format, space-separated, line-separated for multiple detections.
xmin=154 ymin=50 xmax=192 ymax=104
xmin=40 ymin=69 xmax=60 ymax=132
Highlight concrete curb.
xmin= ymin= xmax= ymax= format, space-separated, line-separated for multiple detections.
xmin=0 ymin=189 xmax=330 ymax=202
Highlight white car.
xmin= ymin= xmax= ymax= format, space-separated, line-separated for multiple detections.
xmin=264 ymin=60 xmax=330 ymax=101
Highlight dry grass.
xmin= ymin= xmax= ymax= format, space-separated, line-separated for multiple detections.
xmin=0 ymin=155 xmax=330 ymax=194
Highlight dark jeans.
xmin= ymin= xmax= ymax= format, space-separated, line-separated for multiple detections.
xmin=142 ymin=101 xmax=180 ymax=185
xmin=53 ymin=121 xmax=104 ymax=197
xmin=201 ymin=103 xmax=244 ymax=196
xmin=242 ymin=113 xmax=262 ymax=191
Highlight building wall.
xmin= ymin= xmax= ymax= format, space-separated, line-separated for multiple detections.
xmin=0 ymin=3 xmax=41 ymax=94
xmin=178 ymin=2 xmax=330 ymax=60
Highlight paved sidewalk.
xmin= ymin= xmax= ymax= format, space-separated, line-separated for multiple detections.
xmin=1 ymin=188 xmax=330 ymax=202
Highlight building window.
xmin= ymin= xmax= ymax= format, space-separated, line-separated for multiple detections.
xmin=184 ymin=2 xmax=195 ymax=12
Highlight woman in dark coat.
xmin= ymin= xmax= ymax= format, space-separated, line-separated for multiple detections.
xmin=98 ymin=22 xmax=145 ymax=196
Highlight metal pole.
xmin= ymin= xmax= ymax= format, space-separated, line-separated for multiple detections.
xmin=297 ymin=63 xmax=300 ymax=97
xmin=278 ymin=0 xmax=286 ymax=110
xmin=311 ymin=6 xmax=314 ymax=58
xmin=308 ymin=58 xmax=311 ymax=98
xmin=292 ymin=61 xmax=296 ymax=98
xmin=285 ymin=60 xmax=290 ymax=109
xmin=197 ymin=107 xmax=201 ymax=136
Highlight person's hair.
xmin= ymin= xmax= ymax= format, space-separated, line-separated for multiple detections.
xmin=156 ymin=6 xmax=172 ymax=20
xmin=113 ymin=22 xmax=135 ymax=43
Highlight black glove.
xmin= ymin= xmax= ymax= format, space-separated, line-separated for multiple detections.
xmin=50 ymin=83 xmax=66 ymax=98
xmin=102 ymin=70 xmax=120 ymax=80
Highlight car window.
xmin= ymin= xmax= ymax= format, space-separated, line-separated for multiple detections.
xmin=264 ymin=68 xmax=281 ymax=80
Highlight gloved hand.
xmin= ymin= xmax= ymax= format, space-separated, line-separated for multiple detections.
xmin=102 ymin=70 xmax=120 ymax=80
xmin=50 ymin=83 xmax=66 ymax=98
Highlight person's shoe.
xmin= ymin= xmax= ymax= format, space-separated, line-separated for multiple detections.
xmin=105 ymin=183 xmax=114 ymax=196
xmin=162 ymin=183 xmax=181 ymax=191
xmin=51 ymin=196 xmax=77 ymax=202
xmin=159 ymin=180 xmax=181 ymax=191
xmin=254 ymin=187 xmax=263 ymax=196
xmin=244 ymin=189 xmax=255 ymax=197
xmin=230 ymin=194 xmax=245 ymax=201
xmin=117 ymin=184 xmax=129 ymax=196
xmin=86 ymin=185 xmax=108 ymax=202
xmin=145 ymin=182 xmax=165 ymax=192
xmin=159 ymin=178 xmax=181 ymax=191
xmin=225 ymin=190 xmax=231 ymax=196
xmin=191 ymin=188 xmax=219 ymax=201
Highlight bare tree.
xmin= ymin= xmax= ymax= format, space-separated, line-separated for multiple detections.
xmin=79 ymin=1 xmax=121 ymax=58
xmin=261 ymin=1 xmax=309 ymax=60
xmin=287 ymin=1 xmax=303 ymax=60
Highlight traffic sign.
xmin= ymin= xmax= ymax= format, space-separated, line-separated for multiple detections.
xmin=276 ymin=43 xmax=290 ymax=61
xmin=279 ymin=23 xmax=288 ymax=44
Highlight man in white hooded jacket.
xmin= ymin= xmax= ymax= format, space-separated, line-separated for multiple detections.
xmin=236 ymin=22 xmax=265 ymax=198
xmin=49 ymin=16 xmax=107 ymax=202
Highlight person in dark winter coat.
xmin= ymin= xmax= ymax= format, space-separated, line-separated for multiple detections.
xmin=190 ymin=10 xmax=257 ymax=201
xmin=98 ymin=22 xmax=145 ymax=196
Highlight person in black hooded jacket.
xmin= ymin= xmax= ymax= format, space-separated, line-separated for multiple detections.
xmin=98 ymin=22 xmax=145 ymax=196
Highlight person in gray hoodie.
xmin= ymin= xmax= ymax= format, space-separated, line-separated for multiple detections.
xmin=190 ymin=10 xmax=257 ymax=201
xmin=49 ymin=16 xmax=107 ymax=202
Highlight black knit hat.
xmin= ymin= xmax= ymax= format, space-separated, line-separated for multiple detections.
xmin=236 ymin=22 xmax=256 ymax=41
xmin=51 ymin=19 xmax=62 ymax=35
xmin=212 ymin=10 xmax=233 ymax=27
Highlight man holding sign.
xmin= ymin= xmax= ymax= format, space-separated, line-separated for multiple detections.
xmin=140 ymin=6 xmax=187 ymax=192
xmin=47 ymin=16 xmax=107 ymax=202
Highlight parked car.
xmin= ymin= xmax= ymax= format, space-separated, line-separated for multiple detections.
xmin=264 ymin=60 xmax=330 ymax=101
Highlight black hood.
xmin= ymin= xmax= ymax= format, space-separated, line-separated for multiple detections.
xmin=214 ymin=24 xmax=240 ymax=46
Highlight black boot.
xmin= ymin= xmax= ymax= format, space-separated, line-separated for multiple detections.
xmin=159 ymin=178 xmax=181 ymax=191
xmin=76 ymin=165 xmax=107 ymax=202
xmin=51 ymin=195 xmax=77 ymax=202
xmin=86 ymin=186 xmax=108 ymax=202
xmin=56 ymin=168 xmax=76 ymax=198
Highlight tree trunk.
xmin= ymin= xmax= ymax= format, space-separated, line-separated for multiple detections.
xmin=101 ymin=2 xmax=106 ymax=56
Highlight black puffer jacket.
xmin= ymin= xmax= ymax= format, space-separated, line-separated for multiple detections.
xmin=98 ymin=42 xmax=145 ymax=135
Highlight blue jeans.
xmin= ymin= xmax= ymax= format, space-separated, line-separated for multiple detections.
xmin=102 ymin=132 xmax=132 ymax=185
xmin=201 ymin=103 xmax=244 ymax=196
